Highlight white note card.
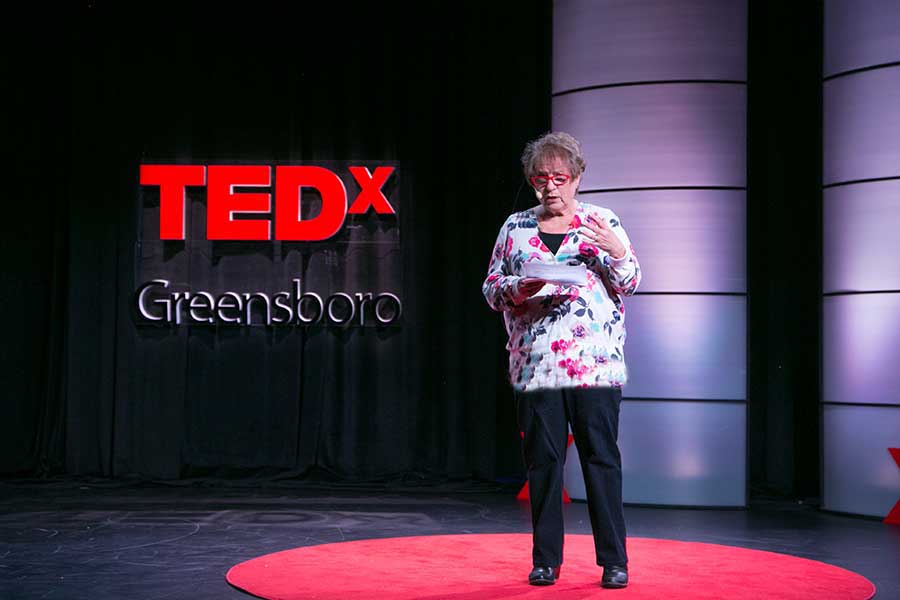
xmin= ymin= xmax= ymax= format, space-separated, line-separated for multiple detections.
xmin=523 ymin=262 xmax=588 ymax=286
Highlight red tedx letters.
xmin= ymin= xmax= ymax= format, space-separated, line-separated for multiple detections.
xmin=139 ymin=164 xmax=396 ymax=241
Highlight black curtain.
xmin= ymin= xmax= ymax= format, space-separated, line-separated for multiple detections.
xmin=747 ymin=0 xmax=823 ymax=499
xmin=3 ymin=2 xmax=551 ymax=482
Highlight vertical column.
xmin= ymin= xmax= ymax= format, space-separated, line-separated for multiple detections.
xmin=554 ymin=0 xmax=748 ymax=506
xmin=822 ymin=0 xmax=900 ymax=517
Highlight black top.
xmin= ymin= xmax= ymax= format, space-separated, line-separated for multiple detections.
xmin=538 ymin=231 xmax=566 ymax=255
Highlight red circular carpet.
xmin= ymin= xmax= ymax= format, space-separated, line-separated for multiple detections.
xmin=226 ymin=534 xmax=876 ymax=599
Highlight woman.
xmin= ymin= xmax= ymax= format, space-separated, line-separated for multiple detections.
xmin=482 ymin=131 xmax=641 ymax=588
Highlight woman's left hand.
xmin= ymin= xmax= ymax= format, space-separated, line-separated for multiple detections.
xmin=583 ymin=215 xmax=627 ymax=259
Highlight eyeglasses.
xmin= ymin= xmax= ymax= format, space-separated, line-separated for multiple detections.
xmin=530 ymin=173 xmax=571 ymax=188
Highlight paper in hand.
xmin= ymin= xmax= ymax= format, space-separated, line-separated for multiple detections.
xmin=523 ymin=262 xmax=588 ymax=286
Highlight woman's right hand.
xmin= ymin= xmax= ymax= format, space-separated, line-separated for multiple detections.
xmin=517 ymin=277 xmax=546 ymax=298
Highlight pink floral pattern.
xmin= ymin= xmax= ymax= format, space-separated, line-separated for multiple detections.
xmin=558 ymin=358 xmax=590 ymax=380
xmin=526 ymin=236 xmax=550 ymax=252
xmin=578 ymin=242 xmax=598 ymax=258
xmin=550 ymin=339 xmax=573 ymax=353
xmin=482 ymin=201 xmax=641 ymax=391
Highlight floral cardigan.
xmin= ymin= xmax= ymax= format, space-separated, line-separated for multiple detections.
xmin=482 ymin=201 xmax=641 ymax=391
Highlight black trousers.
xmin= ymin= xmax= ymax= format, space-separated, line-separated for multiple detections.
xmin=516 ymin=386 xmax=628 ymax=568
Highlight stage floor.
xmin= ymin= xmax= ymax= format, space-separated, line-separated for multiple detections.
xmin=1 ymin=480 xmax=897 ymax=599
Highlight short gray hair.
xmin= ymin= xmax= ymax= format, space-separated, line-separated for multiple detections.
xmin=520 ymin=131 xmax=587 ymax=180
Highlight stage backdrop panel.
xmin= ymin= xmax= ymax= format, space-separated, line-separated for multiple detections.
xmin=623 ymin=295 xmax=746 ymax=401
xmin=566 ymin=400 xmax=746 ymax=507
xmin=823 ymin=67 xmax=900 ymax=185
xmin=552 ymin=0 xmax=747 ymax=93
xmin=823 ymin=404 xmax=900 ymax=517
xmin=822 ymin=3 xmax=900 ymax=517
xmin=584 ymin=190 xmax=746 ymax=294
xmin=822 ymin=294 xmax=900 ymax=406
xmin=823 ymin=180 xmax=900 ymax=293
xmin=554 ymin=0 xmax=747 ymax=506
xmin=553 ymin=84 xmax=746 ymax=190
xmin=824 ymin=0 xmax=900 ymax=78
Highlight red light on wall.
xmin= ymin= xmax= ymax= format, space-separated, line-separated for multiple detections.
xmin=886 ymin=448 xmax=900 ymax=525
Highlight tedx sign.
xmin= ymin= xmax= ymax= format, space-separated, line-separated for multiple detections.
xmin=139 ymin=164 xmax=396 ymax=241
xmin=135 ymin=163 xmax=403 ymax=327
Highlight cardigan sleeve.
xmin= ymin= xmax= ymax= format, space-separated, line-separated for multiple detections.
xmin=482 ymin=218 xmax=528 ymax=311
xmin=603 ymin=209 xmax=641 ymax=296
xmin=580 ymin=208 xmax=641 ymax=297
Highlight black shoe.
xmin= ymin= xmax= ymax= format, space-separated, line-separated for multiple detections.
xmin=528 ymin=565 xmax=560 ymax=586
xmin=601 ymin=565 xmax=628 ymax=588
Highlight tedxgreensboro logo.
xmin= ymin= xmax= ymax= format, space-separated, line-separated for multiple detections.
xmin=135 ymin=164 xmax=402 ymax=327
